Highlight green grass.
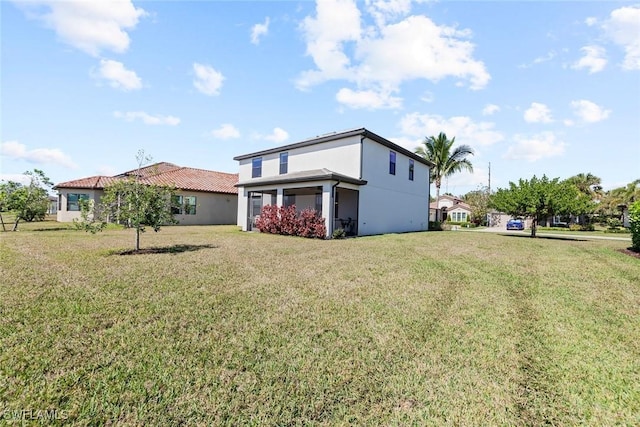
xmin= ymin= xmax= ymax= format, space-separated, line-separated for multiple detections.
xmin=1 ymin=225 xmax=638 ymax=425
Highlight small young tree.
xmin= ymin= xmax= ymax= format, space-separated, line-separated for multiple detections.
xmin=490 ymin=175 xmax=587 ymax=237
xmin=0 ymin=169 xmax=53 ymax=231
xmin=75 ymin=151 xmax=179 ymax=251
xmin=463 ymin=186 xmax=491 ymax=225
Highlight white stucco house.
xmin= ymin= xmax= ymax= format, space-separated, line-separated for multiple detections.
xmin=54 ymin=162 xmax=238 ymax=225
xmin=233 ymin=128 xmax=433 ymax=237
xmin=429 ymin=195 xmax=472 ymax=223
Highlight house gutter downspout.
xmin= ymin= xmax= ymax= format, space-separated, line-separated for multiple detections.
xmin=359 ymin=136 xmax=365 ymax=180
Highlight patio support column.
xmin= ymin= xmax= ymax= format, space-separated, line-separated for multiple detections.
xmin=322 ymin=183 xmax=333 ymax=238
xmin=276 ymin=188 xmax=283 ymax=207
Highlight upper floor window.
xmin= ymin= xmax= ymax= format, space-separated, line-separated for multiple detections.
xmin=389 ymin=151 xmax=396 ymax=175
xmin=409 ymin=159 xmax=414 ymax=181
xmin=279 ymin=152 xmax=288 ymax=175
xmin=252 ymin=157 xmax=262 ymax=178
xmin=67 ymin=193 xmax=89 ymax=211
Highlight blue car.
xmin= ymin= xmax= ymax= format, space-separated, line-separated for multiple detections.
xmin=506 ymin=219 xmax=525 ymax=230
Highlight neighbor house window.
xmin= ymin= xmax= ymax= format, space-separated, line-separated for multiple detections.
xmin=252 ymin=157 xmax=262 ymax=178
xmin=315 ymin=193 xmax=322 ymax=213
xmin=67 ymin=193 xmax=89 ymax=211
xmin=58 ymin=195 xmax=62 ymax=211
xmin=409 ymin=159 xmax=414 ymax=181
xmin=171 ymin=195 xmax=183 ymax=214
xmin=279 ymin=152 xmax=288 ymax=175
xmin=172 ymin=195 xmax=197 ymax=215
xmin=184 ymin=196 xmax=197 ymax=215
xmin=389 ymin=151 xmax=396 ymax=175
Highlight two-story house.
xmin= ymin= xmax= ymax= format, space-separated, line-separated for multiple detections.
xmin=234 ymin=128 xmax=433 ymax=237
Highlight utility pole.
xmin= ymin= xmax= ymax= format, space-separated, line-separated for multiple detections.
xmin=488 ymin=162 xmax=491 ymax=194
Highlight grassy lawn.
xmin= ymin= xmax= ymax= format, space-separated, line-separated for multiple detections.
xmin=1 ymin=225 xmax=638 ymax=425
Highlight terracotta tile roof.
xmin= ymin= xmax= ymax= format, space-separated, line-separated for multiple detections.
xmin=116 ymin=162 xmax=181 ymax=178
xmin=54 ymin=176 xmax=120 ymax=189
xmin=54 ymin=163 xmax=239 ymax=194
xmin=146 ymin=167 xmax=238 ymax=194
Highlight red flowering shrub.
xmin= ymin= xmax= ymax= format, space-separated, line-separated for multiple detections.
xmin=298 ymin=208 xmax=327 ymax=238
xmin=254 ymin=204 xmax=326 ymax=239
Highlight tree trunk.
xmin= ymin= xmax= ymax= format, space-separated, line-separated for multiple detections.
xmin=435 ymin=182 xmax=441 ymax=221
xmin=0 ymin=212 xmax=6 ymax=232
xmin=135 ymin=226 xmax=141 ymax=251
xmin=12 ymin=217 xmax=20 ymax=231
xmin=530 ymin=218 xmax=537 ymax=238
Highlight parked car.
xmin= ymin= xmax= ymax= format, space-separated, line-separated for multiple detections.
xmin=506 ymin=219 xmax=525 ymax=230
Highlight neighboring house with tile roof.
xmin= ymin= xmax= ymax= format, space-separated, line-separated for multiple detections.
xmin=54 ymin=163 xmax=238 ymax=225
xmin=234 ymin=128 xmax=433 ymax=237
xmin=429 ymin=195 xmax=472 ymax=223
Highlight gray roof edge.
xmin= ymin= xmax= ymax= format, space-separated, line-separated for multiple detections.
xmin=233 ymin=127 xmax=434 ymax=167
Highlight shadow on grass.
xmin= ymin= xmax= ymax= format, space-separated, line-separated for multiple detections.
xmin=110 ymin=244 xmax=219 ymax=256
xmin=499 ymin=233 xmax=589 ymax=242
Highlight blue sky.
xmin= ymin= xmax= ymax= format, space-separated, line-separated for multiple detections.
xmin=2 ymin=0 xmax=639 ymax=195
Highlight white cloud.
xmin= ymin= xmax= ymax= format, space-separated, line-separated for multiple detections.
xmin=571 ymin=45 xmax=607 ymax=73
xmin=336 ymin=87 xmax=402 ymax=109
xmin=524 ymin=102 xmax=553 ymax=123
xmin=96 ymin=165 xmax=118 ymax=176
xmin=1 ymin=141 xmax=77 ymax=169
xmin=0 ymin=173 xmax=33 ymax=185
xmin=297 ymin=0 xmax=489 ymax=110
xmin=94 ymin=59 xmax=142 ymax=91
xmin=251 ymin=17 xmax=270 ymax=45
xmin=193 ymin=63 xmax=224 ymax=96
xmin=211 ymin=124 xmax=241 ymax=139
xmin=482 ymin=104 xmax=500 ymax=116
xmin=400 ymin=112 xmax=504 ymax=147
xmin=264 ymin=127 xmax=289 ymax=143
xmin=585 ymin=17 xmax=598 ymax=26
xmin=16 ymin=0 xmax=146 ymax=56
xmin=113 ymin=111 xmax=180 ymax=126
xmin=504 ymin=132 xmax=566 ymax=162
xmin=603 ymin=6 xmax=640 ymax=70
xmin=570 ymin=99 xmax=611 ymax=123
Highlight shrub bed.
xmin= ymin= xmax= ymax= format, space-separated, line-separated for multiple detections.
xmin=255 ymin=205 xmax=326 ymax=239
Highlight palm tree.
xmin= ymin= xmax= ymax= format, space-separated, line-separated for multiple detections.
xmin=415 ymin=133 xmax=474 ymax=218
xmin=566 ymin=173 xmax=604 ymax=201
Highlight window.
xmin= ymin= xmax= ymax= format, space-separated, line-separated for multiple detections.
xmin=389 ymin=151 xmax=396 ymax=175
xmin=315 ymin=193 xmax=322 ymax=213
xmin=171 ymin=195 xmax=182 ymax=214
xmin=252 ymin=157 xmax=262 ymax=178
xmin=184 ymin=196 xmax=197 ymax=215
xmin=67 ymin=193 xmax=89 ymax=211
xmin=58 ymin=194 xmax=62 ymax=211
xmin=409 ymin=159 xmax=414 ymax=181
xmin=279 ymin=152 xmax=288 ymax=175
xmin=334 ymin=190 xmax=339 ymax=218
xmin=172 ymin=195 xmax=197 ymax=215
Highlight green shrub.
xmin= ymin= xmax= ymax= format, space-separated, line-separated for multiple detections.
xmin=629 ymin=201 xmax=640 ymax=251
xmin=332 ymin=228 xmax=346 ymax=239
xmin=428 ymin=221 xmax=442 ymax=231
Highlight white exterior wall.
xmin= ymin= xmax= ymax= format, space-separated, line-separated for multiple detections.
xmin=56 ymin=189 xmax=104 ymax=222
xmin=237 ymin=136 xmax=362 ymax=182
xmin=358 ymin=138 xmax=430 ymax=235
xmin=57 ymin=188 xmax=237 ymax=225
xmin=173 ymin=191 xmax=237 ymax=225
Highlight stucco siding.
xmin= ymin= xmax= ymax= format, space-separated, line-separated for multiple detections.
xmin=237 ymin=136 xmax=362 ymax=182
xmin=173 ymin=191 xmax=237 ymax=225
xmin=358 ymin=138 xmax=430 ymax=235
xmin=56 ymin=189 xmax=104 ymax=222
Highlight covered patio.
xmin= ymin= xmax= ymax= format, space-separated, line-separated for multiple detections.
xmin=236 ymin=169 xmax=366 ymax=237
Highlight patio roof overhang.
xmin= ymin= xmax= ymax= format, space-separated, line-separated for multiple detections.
xmin=235 ymin=168 xmax=367 ymax=187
